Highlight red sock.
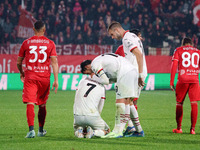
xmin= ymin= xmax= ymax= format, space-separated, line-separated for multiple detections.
xmin=191 ymin=102 xmax=198 ymax=129
xmin=26 ymin=104 xmax=35 ymax=127
xmin=176 ymin=103 xmax=183 ymax=129
xmin=38 ymin=106 xmax=47 ymax=127
xmin=134 ymin=105 xmax=138 ymax=110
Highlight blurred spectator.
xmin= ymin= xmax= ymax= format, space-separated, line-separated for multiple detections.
xmin=57 ymin=32 xmax=65 ymax=44
xmin=84 ymin=27 xmax=96 ymax=44
xmin=74 ymin=33 xmax=84 ymax=44
xmin=3 ymin=18 xmax=13 ymax=34
xmin=73 ymin=0 xmax=82 ymax=17
xmin=122 ymin=16 xmax=131 ymax=30
xmin=192 ymin=34 xmax=198 ymax=48
xmin=0 ymin=0 xmax=199 ymax=55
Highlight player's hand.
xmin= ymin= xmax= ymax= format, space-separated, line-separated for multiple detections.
xmin=170 ymin=85 xmax=175 ymax=91
xmin=20 ymin=72 xmax=25 ymax=83
xmin=138 ymin=77 xmax=145 ymax=87
xmin=52 ymin=81 xmax=58 ymax=94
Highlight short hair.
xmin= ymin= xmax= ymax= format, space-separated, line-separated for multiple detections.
xmin=80 ymin=60 xmax=92 ymax=73
xmin=182 ymin=37 xmax=192 ymax=46
xmin=130 ymin=28 xmax=141 ymax=36
xmin=34 ymin=20 xmax=45 ymax=31
xmin=107 ymin=21 xmax=122 ymax=31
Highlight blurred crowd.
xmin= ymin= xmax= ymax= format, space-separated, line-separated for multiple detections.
xmin=0 ymin=0 xmax=199 ymax=55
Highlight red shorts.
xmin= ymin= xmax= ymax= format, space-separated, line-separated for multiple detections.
xmin=22 ymin=79 xmax=50 ymax=105
xmin=175 ymin=82 xmax=200 ymax=103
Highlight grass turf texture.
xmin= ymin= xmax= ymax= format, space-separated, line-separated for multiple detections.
xmin=1 ymin=90 xmax=200 ymax=150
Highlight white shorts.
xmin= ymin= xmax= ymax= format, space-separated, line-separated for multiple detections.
xmin=116 ymin=69 xmax=139 ymax=99
xmin=73 ymin=115 xmax=110 ymax=131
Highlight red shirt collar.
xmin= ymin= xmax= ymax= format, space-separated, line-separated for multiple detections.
xmin=123 ymin=30 xmax=129 ymax=38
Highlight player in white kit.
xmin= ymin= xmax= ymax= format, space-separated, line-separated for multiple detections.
xmin=107 ymin=21 xmax=146 ymax=137
xmin=81 ymin=53 xmax=144 ymax=138
xmin=73 ymin=67 xmax=110 ymax=138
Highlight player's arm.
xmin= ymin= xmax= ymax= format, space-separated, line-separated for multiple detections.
xmin=17 ymin=57 xmax=25 ymax=83
xmin=170 ymin=60 xmax=178 ymax=91
xmin=92 ymin=64 xmax=109 ymax=85
xmin=51 ymin=56 xmax=59 ymax=93
xmin=98 ymin=97 xmax=105 ymax=114
xmin=131 ymin=47 xmax=144 ymax=87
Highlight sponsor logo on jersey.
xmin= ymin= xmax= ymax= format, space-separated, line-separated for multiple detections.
xmin=180 ymin=69 xmax=185 ymax=75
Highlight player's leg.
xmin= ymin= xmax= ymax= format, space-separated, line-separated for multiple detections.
xmin=173 ymin=82 xmax=188 ymax=133
xmin=127 ymin=103 xmax=144 ymax=137
xmin=74 ymin=115 xmax=86 ymax=138
xmin=190 ymin=101 xmax=198 ymax=134
xmin=123 ymin=99 xmax=135 ymax=136
xmin=86 ymin=116 xmax=110 ymax=138
xmin=112 ymin=98 xmax=127 ymax=135
xmin=188 ymin=83 xmax=199 ymax=134
xmin=26 ymin=103 xmax=35 ymax=138
xmin=23 ymin=79 xmax=37 ymax=138
xmin=133 ymin=98 xmax=138 ymax=110
xmin=37 ymin=104 xmax=47 ymax=136
xmin=37 ymin=80 xmax=50 ymax=137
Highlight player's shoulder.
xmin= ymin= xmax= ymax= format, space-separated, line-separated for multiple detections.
xmin=125 ymin=32 xmax=138 ymax=39
xmin=42 ymin=36 xmax=55 ymax=45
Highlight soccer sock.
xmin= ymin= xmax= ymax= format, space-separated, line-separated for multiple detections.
xmin=176 ymin=103 xmax=183 ymax=129
xmin=26 ymin=104 xmax=35 ymax=131
xmin=112 ymin=103 xmax=126 ymax=133
xmin=130 ymin=105 xmax=142 ymax=132
xmin=191 ymin=102 xmax=198 ymax=130
xmin=126 ymin=104 xmax=134 ymax=127
xmin=38 ymin=105 xmax=47 ymax=132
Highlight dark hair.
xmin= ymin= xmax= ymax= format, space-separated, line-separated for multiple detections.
xmin=182 ymin=37 xmax=192 ymax=46
xmin=80 ymin=60 xmax=92 ymax=73
xmin=130 ymin=28 xmax=141 ymax=36
xmin=107 ymin=21 xmax=121 ymax=31
xmin=34 ymin=20 xmax=45 ymax=31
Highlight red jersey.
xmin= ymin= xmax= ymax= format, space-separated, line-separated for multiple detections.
xmin=115 ymin=45 xmax=125 ymax=57
xmin=18 ymin=36 xmax=57 ymax=80
xmin=171 ymin=45 xmax=200 ymax=83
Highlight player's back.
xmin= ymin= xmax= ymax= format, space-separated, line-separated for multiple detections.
xmin=91 ymin=53 xmax=135 ymax=81
xmin=18 ymin=36 xmax=57 ymax=80
xmin=73 ymin=77 xmax=105 ymax=116
xmin=173 ymin=45 xmax=200 ymax=83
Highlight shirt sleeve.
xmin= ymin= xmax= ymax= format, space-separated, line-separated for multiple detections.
xmin=123 ymin=37 xmax=138 ymax=52
xmin=172 ymin=49 xmax=179 ymax=61
xmin=170 ymin=50 xmax=179 ymax=85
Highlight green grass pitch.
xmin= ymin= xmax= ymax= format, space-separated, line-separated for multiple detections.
xmin=1 ymin=90 xmax=200 ymax=150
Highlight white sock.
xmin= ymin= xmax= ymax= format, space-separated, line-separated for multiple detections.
xmin=125 ymin=104 xmax=134 ymax=127
xmin=112 ymin=103 xmax=127 ymax=133
xmin=130 ymin=105 xmax=142 ymax=132
xmin=93 ymin=130 xmax=105 ymax=137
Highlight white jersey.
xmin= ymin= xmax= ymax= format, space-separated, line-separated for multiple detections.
xmin=91 ymin=53 xmax=135 ymax=83
xmin=122 ymin=31 xmax=147 ymax=78
xmin=73 ymin=77 xmax=105 ymax=116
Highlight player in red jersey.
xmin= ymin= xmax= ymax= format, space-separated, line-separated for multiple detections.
xmin=17 ymin=20 xmax=59 ymax=138
xmin=170 ymin=37 xmax=200 ymax=135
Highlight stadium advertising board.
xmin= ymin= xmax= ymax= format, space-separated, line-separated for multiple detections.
xmin=0 ymin=73 xmax=178 ymax=91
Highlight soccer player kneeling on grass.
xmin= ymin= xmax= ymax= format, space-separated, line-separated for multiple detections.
xmin=73 ymin=60 xmax=110 ymax=138
xmin=170 ymin=37 xmax=200 ymax=134
xmin=81 ymin=53 xmax=144 ymax=138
